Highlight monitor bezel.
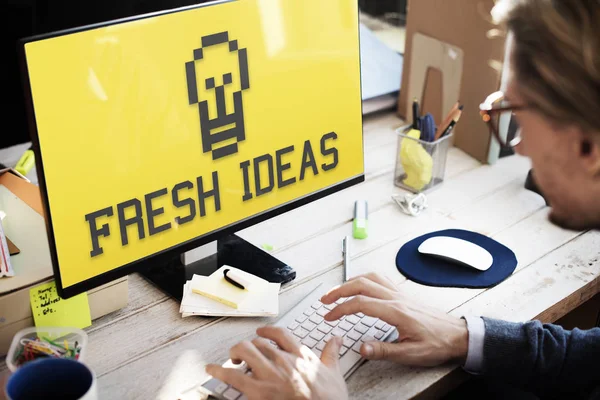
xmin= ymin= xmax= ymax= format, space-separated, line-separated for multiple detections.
xmin=18 ymin=0 xmax=365 ymax=299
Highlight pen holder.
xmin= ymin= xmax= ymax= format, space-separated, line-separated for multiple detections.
xmin=394 ymin=125 xmax=453 ymax=193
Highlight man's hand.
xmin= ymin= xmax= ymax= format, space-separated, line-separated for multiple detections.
xmin=206 ymin=326 xmax=348 ymax=400
xmin=320 ymin=272 xmax=468 ymax=367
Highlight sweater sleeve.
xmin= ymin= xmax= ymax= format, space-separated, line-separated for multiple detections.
xmin=481 ymin=317 xmax=600 ymax=398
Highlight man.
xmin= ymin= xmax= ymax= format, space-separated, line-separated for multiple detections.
xmin=206 ymin=0 xmax=600 ymax=398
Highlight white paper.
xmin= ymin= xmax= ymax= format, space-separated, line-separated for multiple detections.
xmin=179 ymin=268 xmax=280 ymax=317
xmin=0 ymin=216 xmax=14 ymax=277
xmin=360 ymin=24 xmax=403 ymax=100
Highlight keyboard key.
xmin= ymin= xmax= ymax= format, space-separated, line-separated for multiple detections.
xmin=361 ymin=335 xmax=375 ymax=343
xmin=361 ymin=316 xmax=377 ymax=327
xmin=301 ymin=337 xmax=318 ymax=348
xmin=317 ymin=323 xmax=332 ymax=334
xmin=345 ymin=315 xmax=360 ymax=325
xmin=223 ymin=387 xmax=241 ymax=400
xmin=335 ymin=297 xmax=346 ymax=305
xmin=375 ymin=331 xmax=384 ymax=340
xmin=338 ymin=321 xmax=354 ymax=331
xmin=311 ymin=301 xmax=322 ymax=310
xmin=381 ymin=323 xmax=392 ymax=332
xmin=366 ymin=327 xmax=380 ymax=338
xmin=287 ymin=322 xmax=299 ymax=331
xmin=352 ymin=341 xmax=363 ymax=354
xmin=375 ymin=321 xmax=385 ymax=330
xmin=215 ymin=382 xmax=229 ymax=394
xmin=309 ymin=314 xmax=323 ymax=325
xmin=323 ymin=303 xmax=336 ymax=310
xmin=296 ymin=314 xmax=308 ymax=323
xmin=324 ymin=319 xmax=339 ymax=327
xmin=301 ymin=321 xmax=317 ymax=332
xmin=323 ymin=333 xmax=333 ymax=343
xmin=313 ymin=348 xmax=322 ymax=358
xmin=347 ymin=330 xmax=362 ymax=341
xmin=310 ymin=330 xmax=325 ymax=341
xmin=293 ymin=327 xmax=310 ymax=339
xmin=354 ymin=324 xmax=368 ymax=334
xmin=339 ymin=350 xmax=362 ymax=373
xmin=343 ymin=337 xmax=355 ymax=348
xmin=331 ymin=328 xmax=345 ymax=337
xmin=316 ymin=308 xmax=329 ymax=317
xmin=304 ymin=308 xmax=315 ymax=317
xmin=356 ymin=312 xmax=365 ymax=318
xmin=316 ymin=341 xmax=326 ymax=351
xmin=339 ymin=346 xmax=349 ymax=357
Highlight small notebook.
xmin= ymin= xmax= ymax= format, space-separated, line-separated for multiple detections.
xmin=180 ymin=266 xmax=280 ymax=317
xmin=191 ymin=271 xmax=250 ymax=309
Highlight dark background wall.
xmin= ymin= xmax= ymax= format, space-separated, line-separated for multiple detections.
xmin=3 ymin=0 xmax=407 ymax=149
xmin=3 ymin=0 xmax=207 ymax=149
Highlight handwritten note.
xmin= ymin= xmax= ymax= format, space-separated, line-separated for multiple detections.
xmin=29 ymin=281 xmax=91 ymax=329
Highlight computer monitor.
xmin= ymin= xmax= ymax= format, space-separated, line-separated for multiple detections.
xmin=18 ymin=0 xmax=364 ymax=300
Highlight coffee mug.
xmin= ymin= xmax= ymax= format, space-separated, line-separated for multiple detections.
xmin=5 ymin=358 xmax=97 ymax=400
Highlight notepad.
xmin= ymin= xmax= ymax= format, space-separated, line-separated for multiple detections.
xmin=191 ymin=267 xmax=255 ymax=308
xmin=29 ymin=281 xmax=92 ymax=329
xmin=180 ymin=266 xmax=280 ymax=317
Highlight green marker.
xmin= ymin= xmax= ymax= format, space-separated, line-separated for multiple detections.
xmin=353 ymin=200 xmax=368 ymax=239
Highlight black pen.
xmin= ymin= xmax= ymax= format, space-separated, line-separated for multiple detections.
xmin=412 ymin=98 xmax=420 ymax=130
xmin=223 ymin=268 xmax=246 ymax=290
xmin=440 ymin=120 xmax=456 ymax=138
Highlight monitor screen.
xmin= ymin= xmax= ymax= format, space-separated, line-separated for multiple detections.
xmin=20 ymin=0 xmax=364 ymax=297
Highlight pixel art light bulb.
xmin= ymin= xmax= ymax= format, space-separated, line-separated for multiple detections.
xmin=185 ymin=31 xmax=250 ymax=160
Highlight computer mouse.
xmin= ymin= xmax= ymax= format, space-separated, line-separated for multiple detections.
xmin=417 ymin=236 xmax=493 ymax=271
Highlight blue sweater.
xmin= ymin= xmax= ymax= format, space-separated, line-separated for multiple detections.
xmin=482 ymin=317 xmax=600 ymax=399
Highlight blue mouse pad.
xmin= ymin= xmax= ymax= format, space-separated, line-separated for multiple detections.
xmin=396 ymin=229 xmax=518 ymax=288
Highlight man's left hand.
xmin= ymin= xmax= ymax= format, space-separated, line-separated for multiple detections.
xmin=206 ymin=326 xmax=349 ymax=400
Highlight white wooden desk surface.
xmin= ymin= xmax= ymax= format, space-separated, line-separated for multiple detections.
xmin=1 ymin=111 xmax=599 ymax=399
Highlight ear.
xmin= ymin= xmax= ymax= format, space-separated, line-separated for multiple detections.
xmin=578 ymin=132 xmax=600 ymax=177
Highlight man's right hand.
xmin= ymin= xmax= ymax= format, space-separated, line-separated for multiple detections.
xmin=320 ymin=272 xmax=469 ymax=367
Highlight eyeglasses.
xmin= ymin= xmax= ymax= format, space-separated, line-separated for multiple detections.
xmin=479 ymin=91 xmax=527 ymax=148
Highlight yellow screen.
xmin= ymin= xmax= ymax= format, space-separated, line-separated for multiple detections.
xmin=24 ymin=0 xmax=363 ymax=291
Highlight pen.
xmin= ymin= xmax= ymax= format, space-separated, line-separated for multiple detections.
xmin=435 ymin=102 xmax=460 ymax=141
xmin=223 ymin=268 xmax=249 ymax=290
xmin=436 ymin=105 xmax=463 ymax=140
xmin=412 ymin=98 xmax=420 ymax=130
xmin=440 ymin=119 xmax=457 ymax=138
xmin=342 ymin=236 xmax=350 ymax=282
xmin=440 ymin=108 xmax=463 ymax=138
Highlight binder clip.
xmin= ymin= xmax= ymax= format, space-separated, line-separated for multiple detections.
xmin=392 ymin=193 xmax=428 ymax=217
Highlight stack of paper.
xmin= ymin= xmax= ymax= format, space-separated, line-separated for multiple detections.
xmin=180 ymin=265 xmax=280 ymax=317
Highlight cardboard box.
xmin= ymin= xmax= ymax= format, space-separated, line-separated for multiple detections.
xmin=0 ymin=168 xmax=128 ymax=355
xmin=398 ymin=0 xmax=507 ymax=163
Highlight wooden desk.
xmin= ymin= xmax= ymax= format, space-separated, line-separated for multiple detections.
xmin=1 ymin=111 xmax=598 ymax=399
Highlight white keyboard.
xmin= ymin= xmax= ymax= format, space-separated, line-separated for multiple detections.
xmin=198 ymin=283 xmax=398 ymax=400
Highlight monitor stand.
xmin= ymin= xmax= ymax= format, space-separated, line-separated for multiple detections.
xmin=138 ymin=234 xmax=296 ymax=302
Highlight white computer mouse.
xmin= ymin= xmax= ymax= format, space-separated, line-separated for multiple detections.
xmin=417 ymin=236 xmax=493 ymax=271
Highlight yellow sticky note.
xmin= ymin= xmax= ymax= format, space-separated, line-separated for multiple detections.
xmin=29 ymin=281 xmax=92 ymax=329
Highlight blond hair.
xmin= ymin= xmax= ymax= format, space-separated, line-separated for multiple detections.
xmin=492 ymin=0 xmax=600 ymax=133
